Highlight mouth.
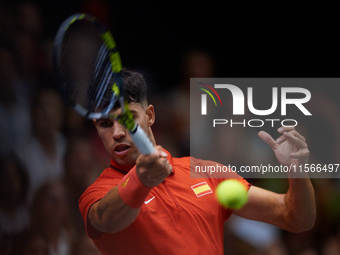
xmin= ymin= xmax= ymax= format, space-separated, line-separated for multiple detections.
xmin=113 ymin=144 xmax=131 ymax=155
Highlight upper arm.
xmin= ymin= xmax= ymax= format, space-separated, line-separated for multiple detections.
xmin=87 ymin=185 xmax=141 ymax=234
xmin=88 ymin=200 xmax=106 ymax=232
xmin=86 ymin=200 xmax=106 ymax=239
xmin=233 ymin=185 xmax=289 ymax=230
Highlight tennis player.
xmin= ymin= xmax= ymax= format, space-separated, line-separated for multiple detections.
xmin=79 ymin=69 xmax=316 ymax=255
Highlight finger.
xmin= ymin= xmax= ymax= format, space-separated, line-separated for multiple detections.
xmin=290 ymin=148 xmax=310 ymax=159
xmin=283 ymin=131 xmax=308 ymax=149
xmin=278 ymin=126 xmax=295 ymax=134
xmin=276 ymin=130 xmax=306 ymax=144
xmin=160 ymin=151 xmax=168 ymax=158
xmin=275 ymin=135 xmax=286 ymax=144
xmin=158 ymin=155 xmax=172 ymax=175
xmin=287 ymin=130 xmax=306 ymax=142
xmin=155 ymin=145 xmax=168 ymax=158
xmin=258 ymin=131 xmax=277 ymax=150
xmin=137 ymin=151 xmax=160 ymax=165
xmin=290 ymin=130 xmax=306 ymax=142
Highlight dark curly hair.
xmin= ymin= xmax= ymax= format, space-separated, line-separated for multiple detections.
xmin=121 ymin=68 xmax=148 ymax=106
xmin=100 ymin=68 xmax=148 ymax=111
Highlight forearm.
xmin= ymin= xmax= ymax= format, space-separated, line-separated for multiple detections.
xmin=89 ymin=186 xmax=141 ymax=233
xmin=89 ymin=166 xmax=154 ymax=233
xmin=283 ymin=177 xmax=316 ymax=232
xmin=88 ymin=147 xmax=171 ymax=234
xmin=235 ymin=180 xmax=315 ymax=233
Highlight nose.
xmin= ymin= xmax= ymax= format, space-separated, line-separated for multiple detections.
xmin=112 ymin=120 xmax=126 ymax=140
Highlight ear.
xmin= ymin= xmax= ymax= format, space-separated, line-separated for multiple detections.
xmin=145 ymin=105 xmax=155 ymax=127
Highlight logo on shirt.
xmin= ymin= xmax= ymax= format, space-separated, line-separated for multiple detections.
xmin=144 ymin=196 xmax=155 ymax=204
xmin=191 ymin=182 xmax=212 ymax=197
xmin=122 ymin=177 xmax=130 ymax=188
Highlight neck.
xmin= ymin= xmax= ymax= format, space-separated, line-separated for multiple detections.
xmin=110 ymin=159 xmax=134 ymax=173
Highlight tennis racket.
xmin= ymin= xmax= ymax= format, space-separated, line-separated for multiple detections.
xmin=53 ymin=13 xmax=155 ymax=155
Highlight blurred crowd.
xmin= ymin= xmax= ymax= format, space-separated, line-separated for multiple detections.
xmin=0 ymin=1 xmax=340 ymax=255
xmin=0 ymin=1 xmax=111 ymax=254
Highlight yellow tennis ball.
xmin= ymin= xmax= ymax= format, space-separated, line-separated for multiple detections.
xmin=216 ymin=179 xmax=248 ymax=209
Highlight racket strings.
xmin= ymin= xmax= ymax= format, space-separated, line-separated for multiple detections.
xmin=93 ymin=49 xmax=114 ymax=109
xmin=58 ymin=19 xmax=113 ymax=113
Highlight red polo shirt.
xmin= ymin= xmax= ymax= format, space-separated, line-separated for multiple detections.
xmin=79 ymin=151 xmax=250 ymax=255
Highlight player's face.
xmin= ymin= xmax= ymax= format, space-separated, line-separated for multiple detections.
xmin=94 ymin=102 xmax=154 ymax=167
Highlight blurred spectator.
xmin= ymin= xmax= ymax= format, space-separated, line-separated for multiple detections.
xmin=10 ymin=227 xmax=49 ymax=255
xmin=70 ymin=232 xmax=101 ymax=255
xmin=80 ymin=0 xmax=111 ymax=28
xmin=0 ymin=45 xmax=32 ymax=155
xmin=12 ymin=2 xmax=46 ymax=89
xmin=227 ymin=214 xmax=281 ymax=253
xmin=62 ymin=106 xmax=112 ymax=173
xmin=63 ymin=136 xmax=101 ymax=234
xmin=0 ymin=153 xmax=30 ymax=254
xmin=322 ymin=221 xmax=340 ymax=255
xmin=153 ymin=49 xmax=216 ymax=157
xmin=62 ymin=108 xmax=91 ymax=138
xmin=15 ymin=2 xmax=43 ymax=42
xmin=17 ymin=87 xmax=66 ymax=200
xmin=30 ymin=180 xmax=74 ymax=255
xmin=223 ymin=224 xmax=261 ymax=255
xmin=180 ymin=49 xmax=216 ymax=80
xmin=12 ymin=29 xmax=41 ymax=85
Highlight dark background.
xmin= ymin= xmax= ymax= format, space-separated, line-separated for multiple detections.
xmin=24 ymin=0 xmax=340 ymax=83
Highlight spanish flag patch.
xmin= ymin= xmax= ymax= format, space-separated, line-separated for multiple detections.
xmin=191 ymin=182 xmax=212 ymax=197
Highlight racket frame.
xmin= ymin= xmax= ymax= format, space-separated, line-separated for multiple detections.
xmin=54 ymin=13 xmax=155 ymax=154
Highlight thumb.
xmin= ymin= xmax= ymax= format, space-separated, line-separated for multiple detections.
xmin=137 ymin=150 xmax=160 ymax=166
xmin=258 ymin=131 xmax=277 ymax=150
xmin=155 ymin=145 xmax=168 ymax=158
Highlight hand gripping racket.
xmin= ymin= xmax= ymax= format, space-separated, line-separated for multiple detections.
xmin=53 ymin=13 xmax=155 ymax=154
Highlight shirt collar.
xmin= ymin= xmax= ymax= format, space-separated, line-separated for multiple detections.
xmin=110 ymin=148 xmax=175 ymax=175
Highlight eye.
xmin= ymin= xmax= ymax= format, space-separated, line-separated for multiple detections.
xmin=98 ymin=120 xmax=113 ymax=128
xmin=131 ymin=111 xmax=138 ymax=119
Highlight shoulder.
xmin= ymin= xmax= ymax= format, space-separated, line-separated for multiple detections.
xmin=171 ymin=156 xmax=208 ymax=173
xmin=172 ymin=156 xmax=224 ymax=172
xmin=171 ymin=156 xmax=212 ymax=167
xmin=81 ymin=167 xmax=123 ymax=197
xmin=78 ymin=167 xmax=123 ymax=219
xmin=171 ymin=156 xmax=190 ymax=168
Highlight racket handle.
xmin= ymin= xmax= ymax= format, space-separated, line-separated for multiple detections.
xmin=130 ymin=125 xmax=156 ymax=155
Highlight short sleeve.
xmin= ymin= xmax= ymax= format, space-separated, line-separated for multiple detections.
xmin=190 ymin=157 xmax=251 ymax=221
xmin=79 ymin=177 xmax=121 ymax=239
xmin=222 ymin=178 xmax=251 ymax=221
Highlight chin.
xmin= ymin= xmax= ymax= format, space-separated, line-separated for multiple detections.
xmin=112 ymin=152 xmax=140 ymax=167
